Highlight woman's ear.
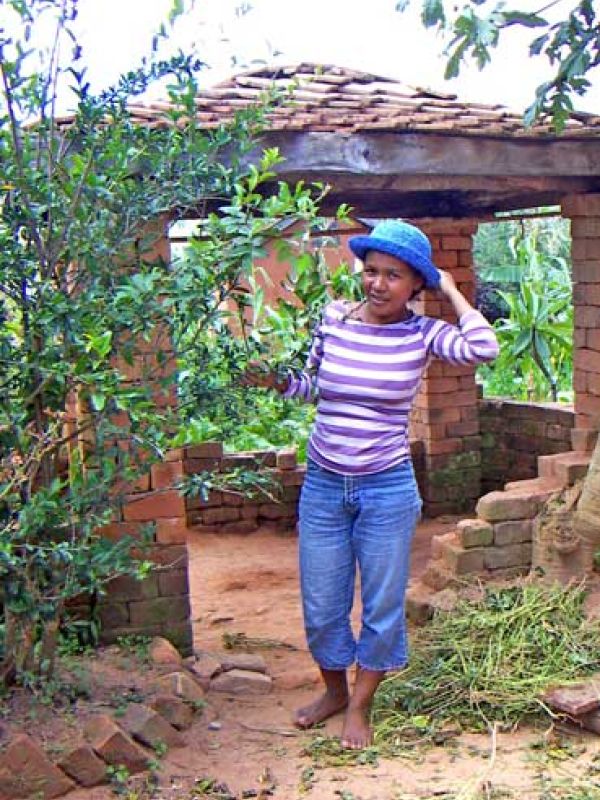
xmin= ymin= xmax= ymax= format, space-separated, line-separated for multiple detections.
xmin=409 ymin=283 xmax=424 ymax=300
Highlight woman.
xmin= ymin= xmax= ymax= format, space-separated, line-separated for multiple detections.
xmin=245 ymin=219 xmax=499 ymax=749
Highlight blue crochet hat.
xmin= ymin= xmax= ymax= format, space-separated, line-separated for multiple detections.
xmin=348 ymin=219 xmax=441 ymax=289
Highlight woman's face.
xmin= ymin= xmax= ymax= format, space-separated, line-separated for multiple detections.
xmin=361 ymin=250 xmax=424 ymax=323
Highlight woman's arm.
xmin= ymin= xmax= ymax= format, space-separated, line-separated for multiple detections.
xmin=422 ymin=270 xmax=499 ymax=365
xmin=241 ymin=313 xmax=326 ymax=401
xmin=438 ymin=269 xmax=474 ymax=318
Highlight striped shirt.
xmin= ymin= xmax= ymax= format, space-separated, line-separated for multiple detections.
xmin=284 ymin=300 xmax=499 ymax=475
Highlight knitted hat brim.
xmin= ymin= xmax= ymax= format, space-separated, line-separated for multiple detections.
xmin=348 ymin=235 xmax=441 ymax=289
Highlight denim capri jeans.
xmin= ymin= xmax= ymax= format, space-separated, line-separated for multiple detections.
xmin=298 ymin=457 xmax=422 ymax=673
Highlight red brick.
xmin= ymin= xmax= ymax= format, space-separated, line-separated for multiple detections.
xmin=574 ymin=328 xmax=587 ymax=348
xmin=258 ymin=502 xmax=297 ymax=520
xmin=446 ymin=420 xmax=479 ymax=437
xmin=186 ymin=490 xmax=223 ymax=510
xmin=571 ymin=219 xmax=600 ymax=238
xmin=105 ymin=573 xmax=159 ymax=601
xmin=151 ymin=695 xmax=195 ymax=731
xmin=221 ymin=453 xmax=264 ymax=470
xmin=165 ymin=448 xmax=185 ymax=462
xmin=276 ymin=448 xmax=297 ymax=470
xmin=421 ymin=377 xmax=460 ymax=393
xmin=183 ymin=457 xmax=221 ymax=473
xmin=221 ymin=491 xmax=244 ymax=507
xmin=484 ymin=543 xmax=531 ymax=570
xmin=439 ymin=540 xmax=485 ymax=576
xmin=240 ymin=505 xmax=260 ymax=520
xmin=58 ymin=745 xmax=107 ymax=788
xmin=151 ymin=460 xmax=184 ymax=490
xmin=575 ymin=393 xmax=600 ymax=418
xmin=493 ymin=520 xmax=533 ymax=545
xmin=153 ymin=385 xmax=178 ymax=409
xmin=426 ymin=438 xmax=463 ymax=455
xmin=576 ymin=307 xmax=600 ymax=328
xmin=124 ymin=490 xmax=185 ymax=521
xmin=435 ymin=250 xmax=459 ymax=268
xmin=587 ymin=372 xmax=600 ymax=395
xmin=158 ymin=568 xmax=189 ymax=596
xmin=461 ymin=405 xmax=480 ymax=421
xmin=441 ymin=235 xmax=472 ymax=250
xmin=571 ymin=427 xmax=598 ymax=452
xmin=220 ymin=520 xmax=260 ymax=534
xmin=201 ymin=506 xmax=240 ymax=524
xmin=576 ymin=412 xmax=600 ymax=429
xmin=574 ymin=370 xmax=588 ymax=393
xmin=279 ymin=467 xmax=306 ymax=486
xmin=0 ymin=734 xmax=75 ymax=798
xmin=144 ymin=544 xmax=188 ymax=567
xmin=155 ymin=518 xmax=188 ymax=544
xmin=98 ymin=521 xmax=148 ymax=542
xmin=456 ymin=518 xmax=493 ymax=548
xmin=576 ymin=283 xmax=600 ymax=306
xmin=476 ymin=490 xmax=543 ymax=522
xmin=562 ymin=194 xmax=600 ymax=217
xmin=587 ymin=329 xmax=600 ymax=352
xmin=84 ymin=715 xmax=149 ymax=774
xmin=546 ymin=424 xmax=570 ymax=442
xmin=113 ymin=472 xmax=151 ymax=495
xmin=448 ymin=268 xmax=474 ymax=284
xmin=184 ymin=441 xmax=223 ymax=460
xmin=98 ymin=603 xmax=130 ymax=629
xmin=573 ymin=261 xmax=600 ymax=283
xmin=121 ymin=703 xmax=185 ymax=749
xmin=544 ymin=679 xmax=600 ymax=715
xmin=129 ymin=596 xmax=189 ymax=626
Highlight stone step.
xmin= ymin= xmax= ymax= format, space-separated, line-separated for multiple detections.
xmin=537 ymin=451 xmax=591 ymax=485
xmin=504 ymin=476 xmax=565 ymax=494
xmin=476 ymin=479 xmax=563 ymax=523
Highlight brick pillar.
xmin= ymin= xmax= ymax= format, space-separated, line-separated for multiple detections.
xmin=97 ymin=217 xmax=193 ymax=653
xmin=563 ymin=194 xmax=600 ymax=453
xmin=409 ymin=219 xmax=482 ymax=516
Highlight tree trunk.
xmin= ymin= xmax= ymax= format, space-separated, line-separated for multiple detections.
xmin=532 ymin=435 xmax=600 ymax=584
xmin=571 ymin=432 xmax=600 ymax=573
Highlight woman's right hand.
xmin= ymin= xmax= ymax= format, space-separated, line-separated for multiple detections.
xmin=241 ymin=361 xmax=289 ymax=393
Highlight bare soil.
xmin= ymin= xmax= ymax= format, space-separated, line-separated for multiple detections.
xmin=4 ymin=520 xmax=600 ymax=800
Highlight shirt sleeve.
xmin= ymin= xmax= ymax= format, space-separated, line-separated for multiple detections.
xmin=420 ymin=309 xmax=499 ymax=365
xmin=281 ymin=314 xmax=326 ymax=402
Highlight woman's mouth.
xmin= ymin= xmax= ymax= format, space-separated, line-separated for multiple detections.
xmin=369 ymin=294 xmax=388 ymax=305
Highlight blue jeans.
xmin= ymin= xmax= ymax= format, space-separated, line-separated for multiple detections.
xmin=298 ymin=458 xmax=422 ymax=672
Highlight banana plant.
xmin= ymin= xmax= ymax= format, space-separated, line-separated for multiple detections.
xmin=494 ymin=232 xmax=572 ymax=401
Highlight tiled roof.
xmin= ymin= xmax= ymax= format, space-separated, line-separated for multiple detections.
xmin=125 ymin=63 xmax=600 ymax=140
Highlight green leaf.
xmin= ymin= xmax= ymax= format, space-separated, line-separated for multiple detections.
xmin=501 ymin=11 xmax=547 ymax=29
xmin=90 ymin=392 xmax=106 ymax=411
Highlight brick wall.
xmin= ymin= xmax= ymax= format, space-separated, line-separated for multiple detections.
xmin=563 ymin=193 xmax=600 ymax=454
xmin=480 ymin=398 xmax=574 ymax=493
xmin=410 ymin=219 xmax=482 ymax=516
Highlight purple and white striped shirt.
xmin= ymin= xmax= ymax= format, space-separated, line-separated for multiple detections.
xmin=284 ymin=300 xmax=499 ymax=475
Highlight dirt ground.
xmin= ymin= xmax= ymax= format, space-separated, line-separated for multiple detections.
xmin=10 ymin=520 xmax=600 ymax=800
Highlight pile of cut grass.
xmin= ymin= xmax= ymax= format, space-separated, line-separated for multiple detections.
xmin=373 ymin=580 xmax=600 ymax=746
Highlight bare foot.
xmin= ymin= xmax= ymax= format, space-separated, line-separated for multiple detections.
xmin=340 ymin=705 xmax=372 ymax=749
xmin=294 ymin=691 xmax=348 ymax=729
